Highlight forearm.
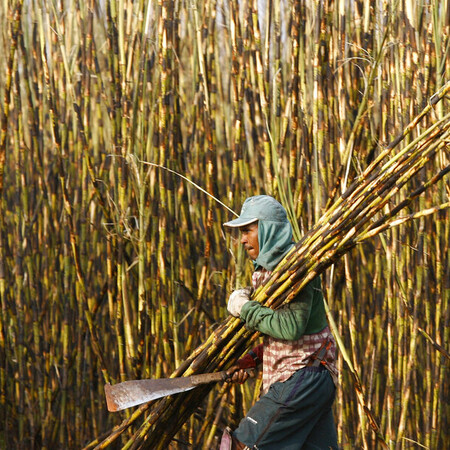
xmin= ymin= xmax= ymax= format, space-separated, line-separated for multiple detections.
xmin=240 ymin=301 xmax=311 ymax=340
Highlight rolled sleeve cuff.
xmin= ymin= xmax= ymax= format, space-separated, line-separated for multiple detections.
xmin=239 ymin=300 xmax=259 ymax=320
xmin=237 ymin=344 xmax=264 ymax=369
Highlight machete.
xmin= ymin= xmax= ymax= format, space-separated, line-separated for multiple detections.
xmin=105 ymin=370 xmax=235 ymax=412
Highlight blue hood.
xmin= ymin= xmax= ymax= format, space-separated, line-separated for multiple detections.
xmin=254 ymin=220 xmax=294 ymax=271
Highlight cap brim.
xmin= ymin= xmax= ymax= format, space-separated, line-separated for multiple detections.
xmin=223 ymin=217 xmax=258 ymax=228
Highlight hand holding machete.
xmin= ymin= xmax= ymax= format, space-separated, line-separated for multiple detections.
xmin=225 ymin=365 xmax=251 ymax=384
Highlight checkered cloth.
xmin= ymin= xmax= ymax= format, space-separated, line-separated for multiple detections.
xmin=252 ymin=269 xmax=338 ymax=393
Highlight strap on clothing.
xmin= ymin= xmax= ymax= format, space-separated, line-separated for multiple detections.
xmin=308 ymin=338 xmax=332 ymax=367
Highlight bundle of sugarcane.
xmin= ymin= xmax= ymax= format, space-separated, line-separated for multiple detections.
xmin=90 ymin=82 xmax=450 ymax=450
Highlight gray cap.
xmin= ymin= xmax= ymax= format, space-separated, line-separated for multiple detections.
xmin=223 ymin=195 xmax=288 ymax=227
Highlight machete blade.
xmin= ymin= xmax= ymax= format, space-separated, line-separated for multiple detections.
xmin=104 ymin=371 xmax=227 ymax=412
xmin=104 ymin=378 xmax=196 ymax=412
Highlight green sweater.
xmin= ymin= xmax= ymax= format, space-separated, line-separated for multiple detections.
xmin=240 ymin=276 xmax=327 ymax=341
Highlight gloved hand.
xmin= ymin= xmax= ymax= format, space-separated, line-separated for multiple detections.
xmin=227 ymin=288 xmax=252 ymax=317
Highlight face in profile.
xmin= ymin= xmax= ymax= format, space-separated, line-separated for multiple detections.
xmin=240 ymin=223 xmax=259 ymax=260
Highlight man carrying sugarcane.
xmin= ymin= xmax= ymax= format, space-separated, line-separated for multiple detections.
xmin=220 ymin=195 xmax=339 ymax=450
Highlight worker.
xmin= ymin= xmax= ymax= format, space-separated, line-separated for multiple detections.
xmin=220 ymin=195 xmax=338 ymax=450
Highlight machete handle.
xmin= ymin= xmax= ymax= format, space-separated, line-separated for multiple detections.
xmin=190 ymin=368 xmax=254 ymax=385
xmin=221 ymin=367 xmax=255 ymax=382
xmin=189 ymin=371 xmax=228 ymax=385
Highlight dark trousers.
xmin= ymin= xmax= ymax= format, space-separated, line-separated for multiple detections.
xmin=233 ymin=366 xmax=338 ymax=449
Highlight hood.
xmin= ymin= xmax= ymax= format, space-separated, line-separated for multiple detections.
xmin=254 ymin=220 xmax=294 ymax=271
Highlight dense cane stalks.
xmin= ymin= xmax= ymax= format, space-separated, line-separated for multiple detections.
xmin=0 ymin=0 xmax=449 ymax=449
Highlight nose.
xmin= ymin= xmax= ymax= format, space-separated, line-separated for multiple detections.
xmin=240 ymin=234 xmax=247 ymax=245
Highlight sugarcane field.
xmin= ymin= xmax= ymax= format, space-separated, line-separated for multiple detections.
xmin=1 ymin=0 xmax=449 ymax=448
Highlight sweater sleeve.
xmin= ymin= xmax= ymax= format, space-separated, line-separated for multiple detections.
xmin=239 ymin=282 xmax=315 ymax=341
